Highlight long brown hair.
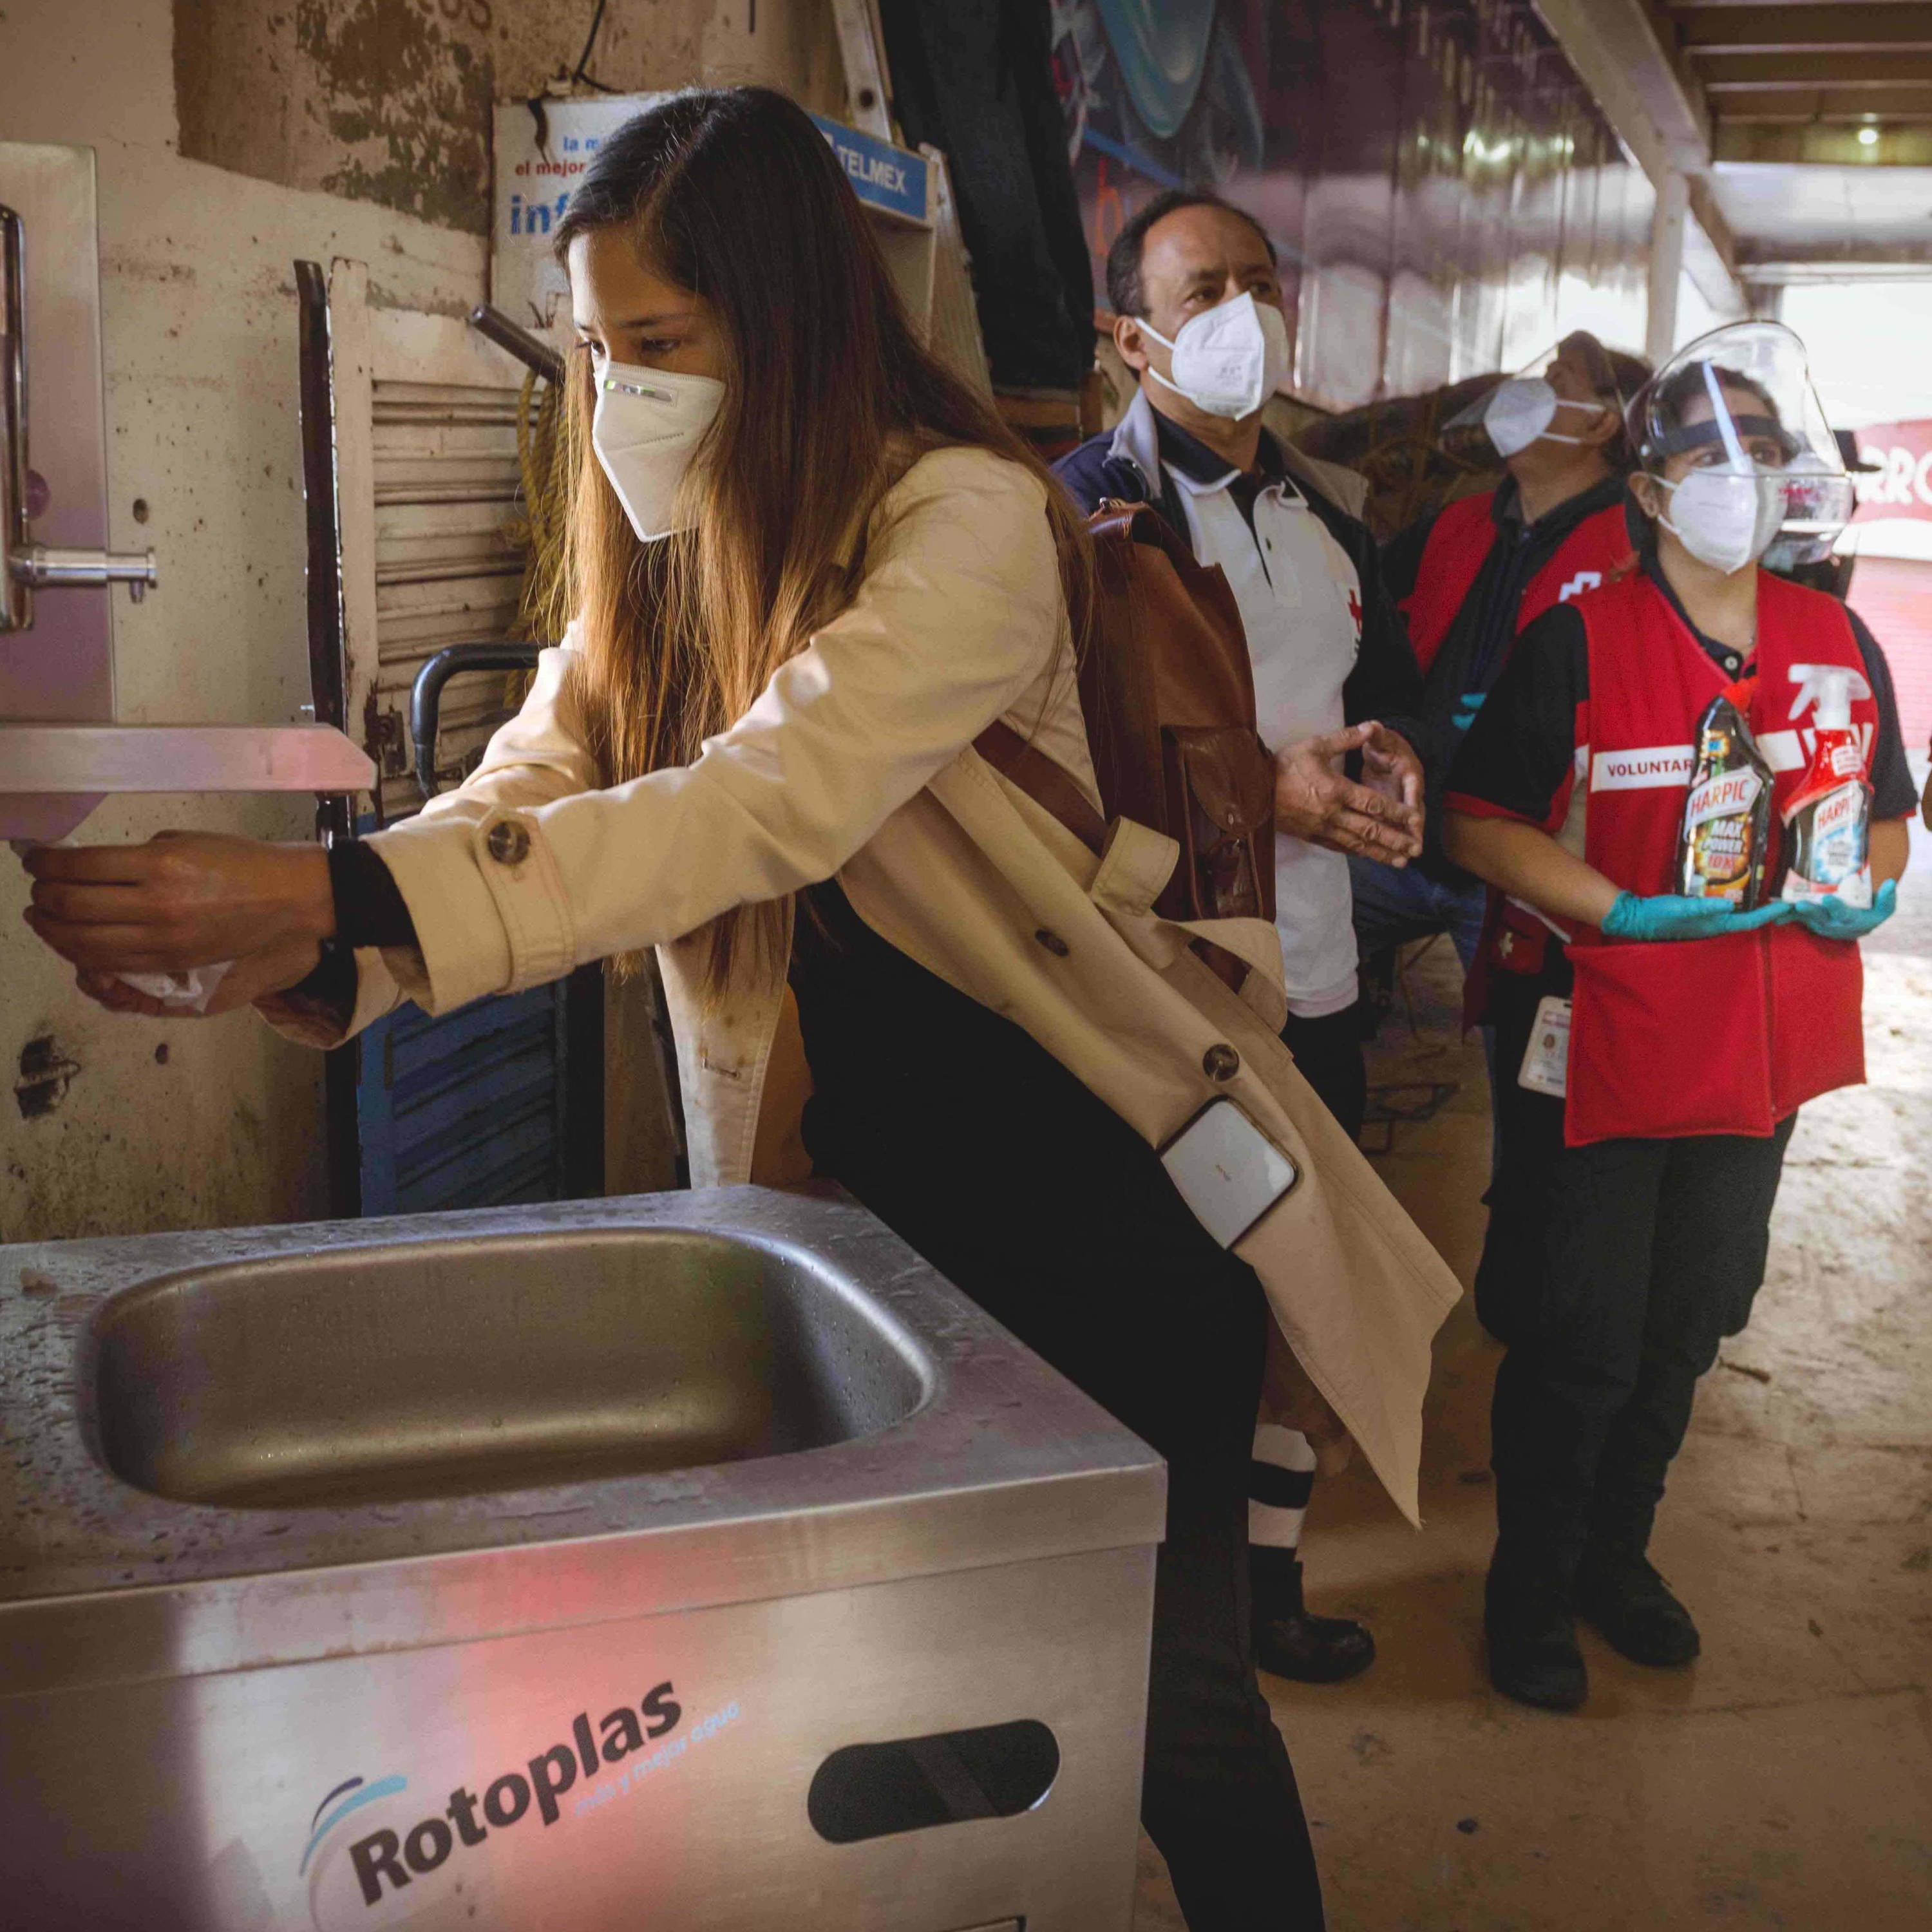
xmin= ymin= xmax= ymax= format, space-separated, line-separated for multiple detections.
xmin=550 ymin=86 xmax=1092 ymax=996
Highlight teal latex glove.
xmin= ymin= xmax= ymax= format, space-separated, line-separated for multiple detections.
xmin=1786 ymin=877 xmax=1897 ymax=940
xmin=1600 ymin=891 xmax=1795 ymax=942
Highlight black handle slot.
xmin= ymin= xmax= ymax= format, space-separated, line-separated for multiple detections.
xmin=807 ymin=1719 xmax=1059 ymax=1845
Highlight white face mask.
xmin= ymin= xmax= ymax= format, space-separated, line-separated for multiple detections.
xmin=1656 ymin=466 xmax=1788 ymax=575
xmin=1482 ymin=376 xmax=1607 ymax=459
xmin=591 ymin=359 xmax=726 ymax=542
xmin=1136 ymin=292 xmax=1292 ymax=421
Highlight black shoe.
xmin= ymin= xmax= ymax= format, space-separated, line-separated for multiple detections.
xmin=1484 ymin=1567 xmax=1587 ymax=1711
xmin=1251 ymin=1553 xmax=1376 ymax=1684
xmin=1577 ymin=1553 xmax=1700 ymax=1667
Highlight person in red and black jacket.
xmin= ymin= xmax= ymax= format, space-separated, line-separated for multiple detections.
xmin=1358 ymin=334 xmax=1651 ymax=984
xmin=1441 ymin=325 xmax=1914 ymax=1714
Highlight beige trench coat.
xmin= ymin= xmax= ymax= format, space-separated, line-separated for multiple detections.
xmin=269 ymin=446 xmax=1460 ymax=1523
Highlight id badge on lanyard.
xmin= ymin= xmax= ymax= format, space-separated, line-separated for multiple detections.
xmin=1518 ymin=995 xmax=1572 ymax=1099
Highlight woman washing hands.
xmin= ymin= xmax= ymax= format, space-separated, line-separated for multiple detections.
xmin=24 ymin=830 xmax=334 ymax=1018
xmin=20 ymin=85 xmax=1470 ymax=1932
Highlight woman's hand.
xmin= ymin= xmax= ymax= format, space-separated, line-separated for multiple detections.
xmin=1600 ymin=891 xmax=1793 ymax=943
xmin=1274 ymin=722 xmax=1425 ymax=866
xmin=22 ymin=832 xmax=334 ymax=975
xmin=71 ymin=934 xmax=327 ymax=1019
xmin=1785 ymin=877 xmax=1897 ymax=941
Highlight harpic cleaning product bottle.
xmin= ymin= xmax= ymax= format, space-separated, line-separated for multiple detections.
xmin=1678 ymin=679 xmax=1774 ymax=908
xmin=1779 ymin=663 xmax=1874 ymax=909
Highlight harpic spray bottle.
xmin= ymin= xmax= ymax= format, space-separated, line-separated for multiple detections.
xmin=1779 ymin=663 xmax=1873 ymax=909
xmin=1678 ymin=679 xmax=1774 ymax=908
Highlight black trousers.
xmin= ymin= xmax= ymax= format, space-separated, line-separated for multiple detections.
xmin=793 ymin=891 xmax=1325 ymax=1931
xmin=1484 ymin=976 xmax=1797 ymax=1588
xmin=1475 ymin=974 xmax=1571 ymax=1345
xmin=1279 ymin=1001 xmax=1367 ymax=1144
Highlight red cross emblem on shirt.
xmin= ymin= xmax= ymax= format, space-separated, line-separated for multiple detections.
xmin=1347 ymin=587 xmax=1363 ymax=635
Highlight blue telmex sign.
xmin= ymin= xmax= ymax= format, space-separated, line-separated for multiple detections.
xmin=809 ymin=114 xmax=928 ymax=223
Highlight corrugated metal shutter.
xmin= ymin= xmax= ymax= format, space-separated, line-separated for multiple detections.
xmin=369 ymin=379 xmax=527 ymax=824
xmin=356 ymin=979 xmax=573 ymax=1215
xmin=345 ymin=370 xmax=600 ymax=1215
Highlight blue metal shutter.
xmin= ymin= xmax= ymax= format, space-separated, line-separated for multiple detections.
xmin=354 ymin=982 xmax=572 ymax=1215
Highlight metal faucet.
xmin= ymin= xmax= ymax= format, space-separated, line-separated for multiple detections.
xmin=1 ymin=204 xmax=156 ymax=634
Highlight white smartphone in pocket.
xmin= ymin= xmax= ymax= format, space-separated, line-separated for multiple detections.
xmin=1159 ymin=1098 xmax=1300 ymax=1249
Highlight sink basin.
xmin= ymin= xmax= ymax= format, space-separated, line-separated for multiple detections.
xmin=84 ymin=1229 xmax=928 ymax=1509
xmin=0 ymin=1188 xmax=1165 ymax=1932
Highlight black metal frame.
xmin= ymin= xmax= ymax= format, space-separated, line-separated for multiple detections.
xmin=294 ymin=258 xmax=363 ymax=1218
xmin=409 ymin=640 xmax=544 ymax=799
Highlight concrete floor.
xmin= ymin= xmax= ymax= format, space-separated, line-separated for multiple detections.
xmin=1135 ymin=783 xmax=1932 ymax=1931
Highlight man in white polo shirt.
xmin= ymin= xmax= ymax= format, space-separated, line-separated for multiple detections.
xmin=1057 ymin=188 xmax=1426 ymax=1684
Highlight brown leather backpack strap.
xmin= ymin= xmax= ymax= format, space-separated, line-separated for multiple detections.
xmin=974 ymin=718 xmax=1107 ymax=855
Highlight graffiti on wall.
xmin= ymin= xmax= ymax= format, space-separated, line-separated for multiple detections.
xmin=1054 ymin=0 xmax=1653 ymax=412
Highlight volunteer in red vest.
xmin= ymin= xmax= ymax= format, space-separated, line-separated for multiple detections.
xmin=1441 ymin=322 xmax=1915 ymax=1712
xmin=1369 ymin=334 xmax=1651 ymax=1342
xmin=1366 ymin=332 xmax=1649 ymax=974
xmin=1057 ymin=189 xmax=1426 ymax=1687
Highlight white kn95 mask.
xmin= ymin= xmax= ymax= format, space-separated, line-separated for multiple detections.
xmin=1480 ymin=377 xmax=1607 ymax=459
xmin=1136 ymin=292 xmax=1291 ymax=421
xmin=591 ymin=360 xmax=726 ymax=541
xmin=1657 ymin=466 xmax=1788 ymax=576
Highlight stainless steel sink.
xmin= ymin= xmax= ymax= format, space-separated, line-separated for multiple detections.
xmin=84 ymin=1228 xmax=928 ymax=1509
xmin=0 ymin=1188 xmax=1164 ymax=1932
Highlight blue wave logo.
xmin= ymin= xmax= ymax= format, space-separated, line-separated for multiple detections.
xmin=300 ymin=1774 xmax=408 ymax=1878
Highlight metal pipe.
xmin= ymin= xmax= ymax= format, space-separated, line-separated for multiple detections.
xmin=468 ymin=303 xmax=566 ymax=386
xmin=12 ymin=545 xmax=156 ymax=597
xmin=2 ymin=206 xmax=30 ymax=632
xmin=410 ymin=639 xmax=542 ymax=798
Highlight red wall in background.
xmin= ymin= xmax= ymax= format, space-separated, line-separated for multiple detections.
xmin=1851 ymin=556 xmax=1932 ymax=755
xmin=1852 ymin=422 xmax=1932 ymax=527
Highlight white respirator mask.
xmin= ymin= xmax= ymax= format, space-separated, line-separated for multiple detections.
xmin=1655 ymin=466 xmax=1789 ymax=576
xmin=1480 ymin=377 xmax=1607 ymax=459
xmin=1136 ymin=292 xmax=1292 ymax=421
xmin=591 ymin=359 xmax=726 ymax=541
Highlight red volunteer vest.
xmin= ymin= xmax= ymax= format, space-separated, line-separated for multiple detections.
xmin=1401 ymin=489 xmax=1637 ymax=675
xmin=1564 ymin=571 xmax=1873 ymax=1146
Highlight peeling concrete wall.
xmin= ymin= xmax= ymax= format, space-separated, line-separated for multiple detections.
xmin=1 ymin=0 xmax=488 ymax=1244
xmin=1 ymin=0 xmax=840 ymax=1242
xmin=173 ymin=0 xmax=844 ymax=235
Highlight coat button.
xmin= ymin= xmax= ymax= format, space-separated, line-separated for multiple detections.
xmin=1034 ymin=927 xmax=1070 ymax=958
xmin=1202 ymin=1043 xmax=1240 ymax=1081
xmin=486 ymin=820 xmax=530 ymax=866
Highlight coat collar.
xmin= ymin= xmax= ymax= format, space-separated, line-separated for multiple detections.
xmin=1108 ymin=387 xmax=1310 ymax=507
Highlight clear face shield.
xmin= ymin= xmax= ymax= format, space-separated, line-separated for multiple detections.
xmin=1627 ymin=322 xmax=1853 ymax=575
xmin=1441 ymin=334 xmax=1639 ymax=464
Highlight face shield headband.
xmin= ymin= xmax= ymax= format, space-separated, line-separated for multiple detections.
xmin=1636 ymin=354 xmax=1853 ymax=569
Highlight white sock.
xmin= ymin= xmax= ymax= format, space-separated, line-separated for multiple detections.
xmin=1249 ymin=1423 xmax=1316 ymax=1550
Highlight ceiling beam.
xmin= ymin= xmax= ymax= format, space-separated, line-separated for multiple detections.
xmin=1715 ymin=120 xmax=1932 ymax=164
xmin=1740 ymin=257 xmax=1932 ymax=286
xmin=1537 ymin=0 xmax=1714 ymax=176
xmin=1697 ymin=52 xmax=1932 ymax=88
xmin=1533 ymin=0 xmax=1744 ymax=291
xmin=1672 ymin=7 xmax=1932 ymax=55
xmin=1712 ymin=84 xmax=1932 ymax=120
